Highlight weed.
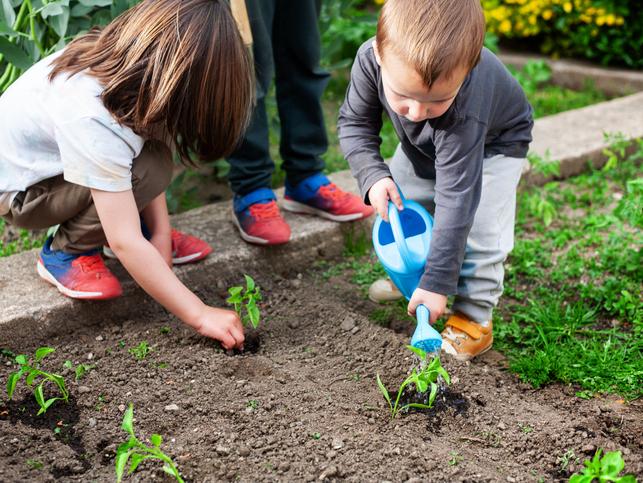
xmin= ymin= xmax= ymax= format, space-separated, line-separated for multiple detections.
xmin=518 ymin=423 xmax=533 ymax=434
xmin=311 ymin=432 xmax=322 ymax=440
xmin=570 ymin=449 xmax=636 ymax=483
xmin=129 ymin=342 xmax=151 ymax=361
xmin=558 ymin=449 xmax=580 ymax=472
xmin=159 ymin=326 xmax=171 ymax=335
xmin=376 ymin=346 xmax=450 ymax=419
xmin=64 ymin=360 xmax=95 ymax=381
xmin=6 ymin=347 xmax=69 ymax=415
xmin=246 ymin=400 xmax=258 ymax=410
xmin=25 ymin=459 xmax=43 ymax=470
xmin=115 ymin=404 xmax=184 ymax=483
xmin=448 ymin=451 xmax=463 ymax=466
xmin=343 ymin=226 xmax=370 ymax=258
xmin=227 ymin=275 xmax=262 ymax=329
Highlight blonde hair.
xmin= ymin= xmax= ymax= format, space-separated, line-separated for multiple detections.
xmin=50 ymin=0 xmax=255 ymax=164
xmin=376 ymin=0 xmax=485 ymax=87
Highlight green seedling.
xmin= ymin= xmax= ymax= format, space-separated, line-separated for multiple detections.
xmin=448 ymin=451 xmax=463 ymax=466
xmin=26 ymin=459 xmax=43 ymax=470
xmin=6 ymin=347 xmax=69 ymax=415
xmin=159 ymin=326 xmax=171 ymax=335
xmin=246 ymin=399 xmax=259 ymax=410
xmin=64 ymin=360 xmax=95 ymax=381
xmin=115 ymin=404 xmax=184 ymax=483
xmin=227 ymin=275 xmax=262 ymax=329
xmin=376 ymin=346 xmax=450 ymax=419
xmin=570 ymin=449 xmax=636 ymax=483
xmin=129 ymin=342 xmax=151 ymax=361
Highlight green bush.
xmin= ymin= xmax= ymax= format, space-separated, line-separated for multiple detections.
xmin=483 ymin=0 xmax=643 ymax=69
xmin=0 ymin=0 xmax=140 ymax=93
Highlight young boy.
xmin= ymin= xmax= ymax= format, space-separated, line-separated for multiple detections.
xmin=338 ymin=0 xmax=534 ymax=360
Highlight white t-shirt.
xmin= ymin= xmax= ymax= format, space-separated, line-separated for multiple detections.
xmin=0 ymin=50 xmax=145 ymax=216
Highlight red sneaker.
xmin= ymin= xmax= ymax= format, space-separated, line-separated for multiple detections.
xmin=170 ymin=228 xmax=212 ymax=264
xmin=103 ymin=228 xmax=212 ymax=265
xmin=282 ymin=173 xmax=374 ymax=222
xmin=232 ymin=188 xmax=291 ymax=245
xmin=38 ymin=237 xmax=122 ymax=300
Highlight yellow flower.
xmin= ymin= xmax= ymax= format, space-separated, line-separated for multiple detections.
xmin=563 ymin=2 xmax=572 ymax=13
xmin=616 ymin=17 xmax=624 ymax=25
xmin=605 ymin=13 xmax=615 ymax=25
xmin=596 ymin=16 xmax=605 ymax=26
xmin=528 ymin=15 xmax=537 ymax=25
xmin=499 ymin=19 xmax=512 ymax=33
xmin=542 ymin=9 xmax=553 ymax=20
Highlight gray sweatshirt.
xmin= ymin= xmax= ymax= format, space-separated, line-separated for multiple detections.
xmin=338 ymin=40 xmax=533 ymax=295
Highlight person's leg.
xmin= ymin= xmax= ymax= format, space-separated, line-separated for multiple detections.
xmin=273 ymin=0 xmax=328 ymax=186
xmin=226 ymin=0 xmax=277 ymax=196
xmin=451 ymin=154 xmax=526 ymax=323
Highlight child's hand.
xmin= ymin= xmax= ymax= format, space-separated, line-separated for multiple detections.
xmin=193 ymin=306 xmax=245 ymax=350
xmin=368 ymin=177 xmax=403 ymax=221
xmin=408 ymin=288 xmax=447 ymax=324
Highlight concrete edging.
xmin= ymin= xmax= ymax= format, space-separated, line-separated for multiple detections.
xmin=1 ymin=92 xmax=643 ymax=345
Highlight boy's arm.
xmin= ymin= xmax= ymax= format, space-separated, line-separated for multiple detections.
xmin=338 ymin=42 xmax=391 ymax=204
xmin=91 ymin=188 xmax=244 ymax=349
xmin=419 ymin=120 xmax=487 ymax=296
xmin=141 ymin=192 xmax=172 ymax=266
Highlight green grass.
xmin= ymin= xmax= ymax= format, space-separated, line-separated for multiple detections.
xmin=496 ymin=139 xmax=642 ymax=399
xmin=0 ymin=219 xmax=46 ymax=258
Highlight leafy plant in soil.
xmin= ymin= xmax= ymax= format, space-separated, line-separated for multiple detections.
xmin=115 ymin=404 xmax=184 ymax=483
xmin=129 ymin=342 xmax=151 ymax=361
xmin=376 ymin=346 xmax=450 ymax=419
xmin=227 ymin=274 xmax=262 ymax=328
xmin=6 ymin=347 xmax=69 ymax=415
xmin=569 ymin=449 xmax=636 ymax=483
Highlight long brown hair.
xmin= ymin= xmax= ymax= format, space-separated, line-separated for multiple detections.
xmin=50 ymin=0 xmax=255 ymax=164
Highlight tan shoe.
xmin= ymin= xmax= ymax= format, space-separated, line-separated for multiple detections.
xmin=368 ymin=278 xmax=403 ymax=303
xmin=441 ymin=313 xmax=493 ymax=361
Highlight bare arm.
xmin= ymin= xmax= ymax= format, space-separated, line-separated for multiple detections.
xmin=141 ymin=192 xmax=172 ymax=266
xmin=91 ymin=188 xmax=244 ymax=349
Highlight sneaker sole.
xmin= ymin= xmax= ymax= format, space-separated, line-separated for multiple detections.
xmin=103 ymin=246 xmax=209 ymax=265
xmin=231 ymin=213 xmax=290 ymax=246
xmin=282 ymin=199 xmax=366 ymax=222
xmin=36 ymin=260 xmax=120 ymax=300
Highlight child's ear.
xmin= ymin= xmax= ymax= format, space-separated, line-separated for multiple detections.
xmin=373 ymin=40 xmax=382 ymax=66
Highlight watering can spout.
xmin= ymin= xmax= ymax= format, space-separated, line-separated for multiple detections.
xmin=411 ymin=305 xmax=442 ymax=354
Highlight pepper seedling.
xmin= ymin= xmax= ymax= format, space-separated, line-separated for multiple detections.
xmin=570 ymin=449 xmax=636 ymax=483
xmin=115 ymin=404 xmax=184 ymax=483
xmin=376 ymin=345 xmax=450 ymax=419
xmin=6 ymin=347 xmax=69 ymax=415
xmin=226 ymin=274 xmax=262 ymax=328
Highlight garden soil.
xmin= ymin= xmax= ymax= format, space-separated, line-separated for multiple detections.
xmin=1 ymin=271 xmax=641 ymax=482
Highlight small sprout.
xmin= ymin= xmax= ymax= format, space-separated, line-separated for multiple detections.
xmin=570 ymin=449 xmax=636 ymax=483
xmin=558 ymin=449 xmax=579 ymax=472
xmin=376 ymin=346 xmax=450 ymax=419
xmin=129 ymin=342 xmax=151 ymax=361
xmin=26 ymin=459 xmax=43 ymax=470
xmin=448 ymin=451 xmax=462 ymax=466
xmin=118 ymin=341 xmax=126 ymax=349
xmin=227 ymin=275 xmax=262 ymax=329
xmin=159 ymin=326 xmax=171 ymax=335
xmin=246 ymin=399 xmax=259 ymax=410
xmin=63 ymin=360 xmax=73 ymax=370
xmin=157 ymin=362 xmax=168 ymax=369
xmin=519 ymin=423 xmax=533 ymax=434
xmin=311 ymin=432 xmax=321 ymax=440
xmin=115 ymin=404 xmax=184 ymax=483
xmin=6 ymin=347 xmax=69 ymax=415
xmin=75 ymin=363 xmax=95 ymax=381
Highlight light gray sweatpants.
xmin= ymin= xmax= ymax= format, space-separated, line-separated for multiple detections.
xmin=390 ymin=145 xmax=526 ymax=323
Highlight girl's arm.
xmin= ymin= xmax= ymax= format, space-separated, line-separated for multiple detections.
xmin=91 ymin=188 xmax=244 ymax=350
xmin=141 ymin=192 xmax=172 ymax=266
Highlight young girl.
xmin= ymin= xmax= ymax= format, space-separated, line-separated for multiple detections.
xmin=0 ymin=0 xmax=254 ymax=350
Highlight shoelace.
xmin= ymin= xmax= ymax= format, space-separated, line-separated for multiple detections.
xmin=73 ymin=255 xmax=107 ymax=273
xmin=249 ymin=201 xmax=280 ymax=219
xmin=318 ymin=183 xmax=348 ymax=201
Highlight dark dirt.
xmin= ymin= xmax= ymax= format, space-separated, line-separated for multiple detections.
xmin=0 ymin=270 xmax=641 ymax=482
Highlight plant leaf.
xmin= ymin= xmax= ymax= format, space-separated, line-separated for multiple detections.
xmin=375 ymin=374 xmax=391 ymax=409
xmin=128 ymin=452 xmax=146 ymax=473
xmin=1 ymin=0 xmax=15 ymax=28
xmin=121 ymin=403 xmax=135 ymax=436
xmin=244 ymin=274 xmax=255 ymax=292
xmin=150 ymin=434 xmax=162 ymax=447
xmin=15 ymin=354 xmax=27 ymax=365
xmin=427 ymin=382 xmax=439 ymax=407
xmin=406 ymin=345 xmax=427 ymax=360
xmin=601 ymin=451 xmax=625 ymax=477
xmin=114 ymin=447 xmax=131 ymax=483
xmin=34 ymin=384 xmax=46 ymax=413
xmin=35 ymin=347 xmax=55 ymax=363
xmin=25 ymin=370 xmax=38 ymax=386
xmin=78 ymin=0 xmax=113 ymax=6
xmin=6 ymin=371 xmax=20 ymax=399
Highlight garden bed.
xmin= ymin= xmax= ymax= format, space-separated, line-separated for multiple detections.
xmin=1 ymin=265 xmax=641 ymax=481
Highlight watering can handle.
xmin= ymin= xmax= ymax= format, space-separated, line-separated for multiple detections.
xmin=416 ymin=304 xmax=430 ymax=326
xmin=387 ymin=201 xmax=414 ymax=269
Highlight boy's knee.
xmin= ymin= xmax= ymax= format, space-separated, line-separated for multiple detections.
xmin=131 ymin=142 xmax=173 ymax=202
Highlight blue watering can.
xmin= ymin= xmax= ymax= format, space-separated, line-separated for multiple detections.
xmin=372 ymin=194 xmax=442 ymax=353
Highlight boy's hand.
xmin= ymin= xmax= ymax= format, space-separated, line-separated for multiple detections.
xmin=408 ymin=288 xmax=447 ymax=324
xmin=368 ymin=177 xmax=403 ymax=221
xmin=193 ymin=306 xmax=245 ymax=350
